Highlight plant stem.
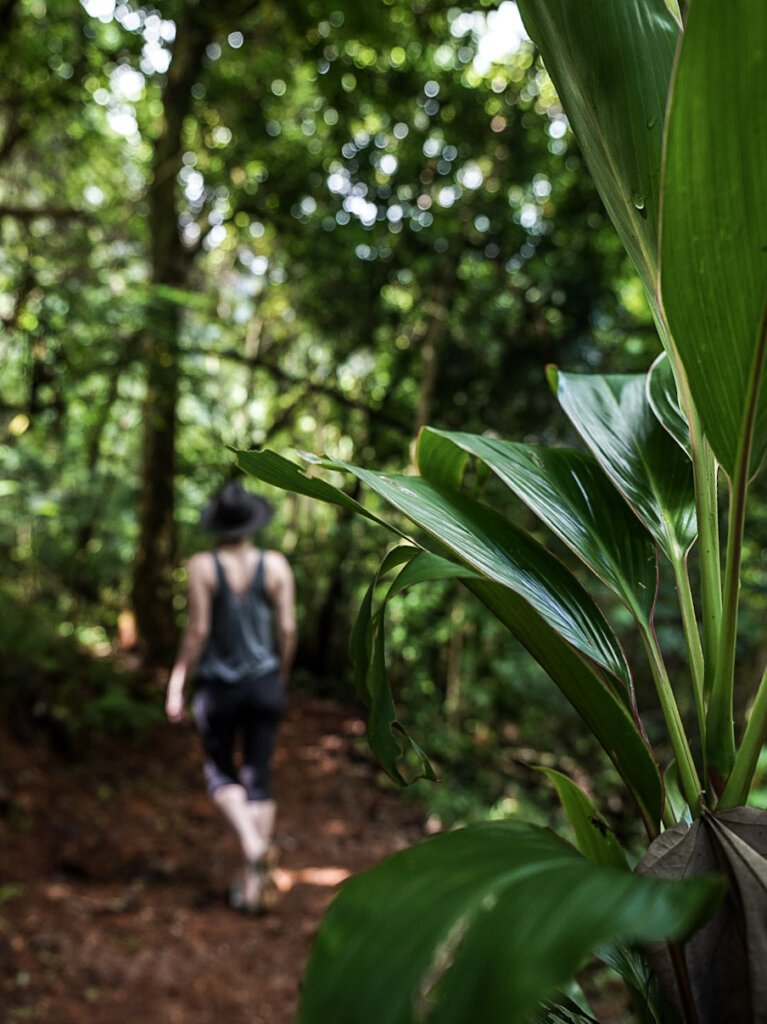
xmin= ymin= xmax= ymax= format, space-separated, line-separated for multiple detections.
xmin=708 ymin=306 xmax=767 ymax=781
xmin=661 ymin=800 xmax=677 ymax=830
xmin=671 ymin=553 xmax=706 ymax=745
xmin=660 ymin=346 xmax=720 ymax=744
xmin=642 ymin=630 xmax=704 ymax=814
xmin=688 ymin=426 xmax=722 ymax=697
xmin=668 ymin=942 xmax=698 ymax=1024
xmin=719 ymin=663 xmax=767 ymax=807
xmin=706 ymin=474 xmax=746 ymax=780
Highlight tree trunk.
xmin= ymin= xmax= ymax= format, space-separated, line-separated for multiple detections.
xmin=131 ymin=13 xmax=208 ymax=663
xmin=413 ymin=257 xmax=458 ymax=434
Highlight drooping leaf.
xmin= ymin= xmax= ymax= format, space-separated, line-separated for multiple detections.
xmin=368 ymin=550 xmax=663 ymax=828
xmin=384 ymin=548 xmax=479 ymax=596
xmin=538 ymin=767 xmax=629 ymax=870
xmin=466 ymin=577 xmax=662 ymax=831
xmin=515 ymin=0 xmax=679 ymax=315
xmin=349 ymin=547 xmax=480 ymax=784
xmin=391 ymin=548 xmax=664 ymax=828
xmin=550 ymin=370 xmax=697 ymax=562
xmin=233 ymin=447 xmax=397 ymax=532
xmin=298 ymin=821 xmax=723 ymax=1024
xmin=349 ymin=546 xmax=438 ymax=784
xmin=418 ymin=428 xmax=657 ymax=626
xmin=660 ymin=0 xmax=767 ymax=479
xmin=647 ymin=352 xmax=691 ymax=457
xmin=326 ymin=460 xmax=631 ymax=693
xmin=237 ymin=448 xmax=663 ymax=827
xmin=637 ymin=807 xmax=767 ymax=1024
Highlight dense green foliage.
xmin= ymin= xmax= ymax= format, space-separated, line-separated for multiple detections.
xmin=4 ymin=0 xmax=767 ymax=1020
xmin=1 ymin=0 xmax=651 ymax=766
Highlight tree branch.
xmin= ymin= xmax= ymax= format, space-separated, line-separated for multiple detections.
xmin=190 ymin=344 xmax=411 ymax=432
xmin=0 ymin=204 xmax=91 ymax=223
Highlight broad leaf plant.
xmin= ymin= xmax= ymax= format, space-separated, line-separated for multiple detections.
xmin=236 ymin=1 xmax=767 ymax=1021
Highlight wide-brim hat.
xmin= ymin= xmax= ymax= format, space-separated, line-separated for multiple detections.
xmin=200 ymin=480 xmax=274 ymax=540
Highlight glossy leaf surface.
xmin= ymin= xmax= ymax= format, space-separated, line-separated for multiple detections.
xmin=550 ymin=370 xmax=697 ymax=562
xmin=233 ymin=448 xmax=392 ymax=531
xmin=237 ymin=446 xmax=663 ymax=825
xmin=299 ymin=821 xmax=723 ymax=1024
xmin=660 ymin=0 xmax=767 ymax=478
xmin=418 ymin=428 xmax=657 ymax=625
xmin=647 ymin=353 xmax=691 ymax=457
xmin=515 ymin=0 xmax=679 ymax=313
xmin=329 ymin=460 xmax=631 ymax=692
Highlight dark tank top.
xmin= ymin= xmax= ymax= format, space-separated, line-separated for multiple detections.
xmin=196 ymin=551 xmax=280 ymax=685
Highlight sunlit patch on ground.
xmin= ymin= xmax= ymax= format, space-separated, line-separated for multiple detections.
xmin=272 ymin=866 xmax=351 ymax=893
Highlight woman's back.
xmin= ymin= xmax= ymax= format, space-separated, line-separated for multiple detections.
xmin=196 ymin=546 xmax=280 ymax=685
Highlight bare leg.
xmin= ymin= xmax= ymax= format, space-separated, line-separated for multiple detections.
xmin=213 ymin=783 xmax=273 ymax=910
xmin=248 ymin=799 xmax=279 ymax=909
xmin=248 ymin=798 xmax=276 ymax=849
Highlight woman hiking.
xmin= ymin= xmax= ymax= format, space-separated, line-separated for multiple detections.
xmin=166 ymin=480 xmax=296 ymax=913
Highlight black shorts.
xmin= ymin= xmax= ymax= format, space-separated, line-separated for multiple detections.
xmin=192 ymin=669 xmax=285 ymax=801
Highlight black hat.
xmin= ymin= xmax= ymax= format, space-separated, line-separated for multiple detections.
xmin=200 ymin=481 xmax=274 ymax=540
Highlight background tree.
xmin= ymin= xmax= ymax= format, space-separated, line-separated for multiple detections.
xmin=1 ymin=0 xmax=659 ymax=776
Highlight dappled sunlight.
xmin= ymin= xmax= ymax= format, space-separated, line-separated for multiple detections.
xmin=272 ymin=865 xmax=351 ymax=893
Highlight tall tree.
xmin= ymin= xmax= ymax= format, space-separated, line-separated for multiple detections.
xmin=1 ymin=0 xmax=649 ymax=679
xmin=133 ymin=2 xmax=234 ymax=661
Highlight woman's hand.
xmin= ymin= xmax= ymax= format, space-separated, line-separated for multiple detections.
xmin=165 ymin=690 xmax=186 ymax=723
xmin=165 ymin=667 xmax=187 ymax=723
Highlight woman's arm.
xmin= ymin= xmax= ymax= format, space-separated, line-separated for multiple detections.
xmin=166 ymin=552 xmax=214 ymax=722
xmin=265 ymin=550 xmax=297 ymax=685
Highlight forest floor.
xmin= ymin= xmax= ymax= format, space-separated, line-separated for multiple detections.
xmin=0 ymin=691 xmax=427 ymax=1023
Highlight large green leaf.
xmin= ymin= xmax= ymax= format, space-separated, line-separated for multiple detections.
xmin=418 ymin=428 xmax=657 ymax=626
xmin=298 ymin=821 xmax=724 ymax=1024
xmin=660 ymin=1 xmax=767 ymax=479
xmin=237 ymin=448 xmax=663 ymax=826
xmin=550 ymin=370 xmax=697 ymax=563
xmin=233 ymin=447 xmax=392 ymax=530
xmin=369 ymin=551 xmax=663 ymax=831
xmin=328 ymin=459 xmax=631 ymax=693
xmin=467 ymin=578 xmax=662 ymax=832
xmin=240 ymin=447 xmax=632 ymax=692
xmin=515 ymin=0 xmax=679 ymax=314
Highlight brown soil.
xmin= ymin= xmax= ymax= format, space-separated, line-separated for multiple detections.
xmin=0 ymin=694 xmax=427 ymax=1023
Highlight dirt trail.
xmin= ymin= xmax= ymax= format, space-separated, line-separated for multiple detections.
xmin=0 ymin=694 xmax=426 ymax=1023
